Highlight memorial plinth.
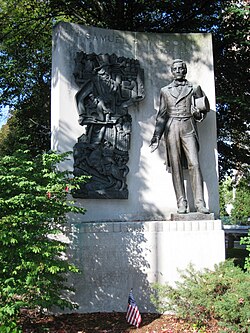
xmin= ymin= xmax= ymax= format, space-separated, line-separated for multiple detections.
xmin=52 ymin=23 xmax=225 ymax=312
xmin=70 ymin=219 xmax=225 ymax=312
xmin=171 ymin=212 xmax=215 ymax=221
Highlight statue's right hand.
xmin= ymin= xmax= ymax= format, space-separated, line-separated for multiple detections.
xmin=149 ymin=136 xmax=159 ymax=152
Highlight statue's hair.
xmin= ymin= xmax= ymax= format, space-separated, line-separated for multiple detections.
xmin=171 ymin=59 xmax=187 ymax=72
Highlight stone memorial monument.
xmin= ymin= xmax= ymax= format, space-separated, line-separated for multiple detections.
xmin=52 ymin=22 xmax=225 ymax=313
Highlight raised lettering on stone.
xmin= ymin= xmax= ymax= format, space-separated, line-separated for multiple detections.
xmin=73 ymin=52 xmax=145 ymax=199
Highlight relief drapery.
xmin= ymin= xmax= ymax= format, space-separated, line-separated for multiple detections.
xmin=73 ymin=52 xmax=145 ymax=199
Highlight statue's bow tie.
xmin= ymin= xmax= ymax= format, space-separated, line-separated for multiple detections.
xmin=174 ymin=80 xmax=187 ymax=87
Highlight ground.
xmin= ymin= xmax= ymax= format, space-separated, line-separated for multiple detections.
xmin=21 ymin=312 xmax=220 ymax=333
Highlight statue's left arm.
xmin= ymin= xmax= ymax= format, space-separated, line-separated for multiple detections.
xmin=191 ymin=85 xmax=210 ymax=122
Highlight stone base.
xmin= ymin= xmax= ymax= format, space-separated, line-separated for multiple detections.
xmin=68 ymin=219 xmax=225 ymax=313
xmin=171 ymin=212 xmax=215 ymax=221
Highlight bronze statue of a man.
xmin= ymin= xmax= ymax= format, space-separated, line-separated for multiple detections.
xmin=150 ymin=59 xmax=210 ymax=214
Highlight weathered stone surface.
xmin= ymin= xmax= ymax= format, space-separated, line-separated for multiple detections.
xmin=68 ymin=219 xmax=224 ymax=312
xmin=51 ymin=22 xmax=219 ymax=220
xmin=171 ymin=212 xmax=215 ymax=221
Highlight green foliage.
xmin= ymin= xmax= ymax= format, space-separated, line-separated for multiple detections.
xmin=0 ymin=321 xmax=21 ymax=333
xmin=241 ymin=230 xmax=250 ymax=272
xmin=219 ymin=173 xmax=250 ymax=225
xmin=0 ymin=0 xmax=53 ymax=154
xmin=219 ymin=177 xmax=233 ymax=218
xmin=0 ymin=90 xmax=50 ymax=157
xmin=215 ymin=1 xmax=249 ymax=177
xmin=151 ymin=261 xmax=250 ymax=332
xmin=0 ymin=149 xmax=87 ymax=329
xmin=226 ymin=248 xmax=249 ymax=271
xmin=231 ymin=175 xmax=250 ymax=225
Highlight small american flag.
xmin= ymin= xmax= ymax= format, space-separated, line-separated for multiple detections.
xmin=126 ymin=289 xmax=142 ymax=328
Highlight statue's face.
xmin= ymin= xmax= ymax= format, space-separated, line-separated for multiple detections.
xmin=171 ymin=62 xmax=187 ymax=80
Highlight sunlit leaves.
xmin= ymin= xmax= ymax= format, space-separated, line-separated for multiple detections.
xmin=0 ymin=149 xmax=87 ymax=328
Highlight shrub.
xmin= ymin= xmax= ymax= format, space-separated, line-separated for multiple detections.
xmin=151 ymin=261 xmax=250 ymax=332
xmin=0 ymin=149 xmax=87 ymax=331
xmin=241 ymin=230 xmax=250 ymax=272
xmin=231 ymin=175 xmax=250 ymax=225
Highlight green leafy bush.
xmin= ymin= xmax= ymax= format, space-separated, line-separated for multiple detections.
xmin=151 ymin=261 xmax=250 ymax=332
xmin=231 ymin=175 xmax=250 ymax=225
xmin=0 ymin=149 xmax=87 ymax=330
xmin=241 ymin=230 xmax=250 ymax=272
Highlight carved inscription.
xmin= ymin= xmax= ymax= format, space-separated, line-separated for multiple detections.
xmin=73 ymin=52 xmax=144 ymax=199
xmin=84 ymin=33 xmax=126 ymax=44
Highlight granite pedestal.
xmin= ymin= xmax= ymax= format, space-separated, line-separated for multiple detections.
xmin=68 ymin=218 xmax=225 ymax=312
